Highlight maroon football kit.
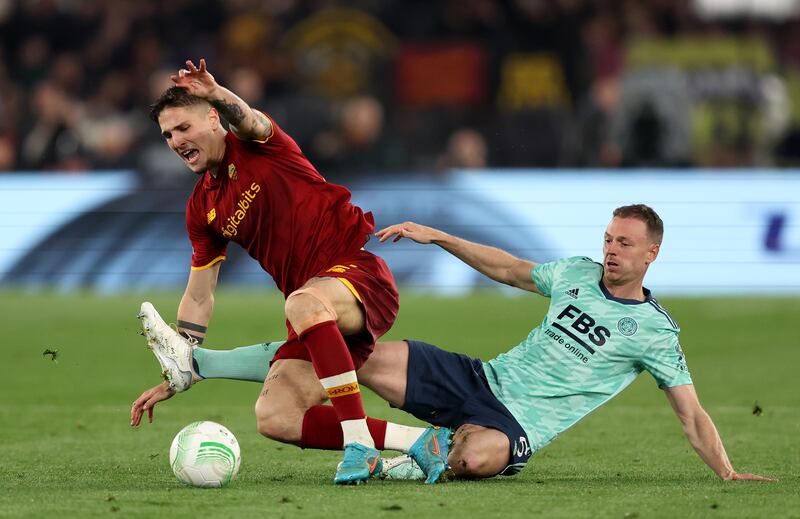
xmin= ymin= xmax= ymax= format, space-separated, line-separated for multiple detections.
xmin=185 ymin=120 xmax=398 ymax=368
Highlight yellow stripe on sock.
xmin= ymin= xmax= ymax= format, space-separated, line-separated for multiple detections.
xmin=326 ymin=381 xmax=360 ymax=398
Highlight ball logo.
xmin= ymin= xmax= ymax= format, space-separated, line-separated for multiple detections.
xmin=617 ymin=317 xmax=638 ymax=336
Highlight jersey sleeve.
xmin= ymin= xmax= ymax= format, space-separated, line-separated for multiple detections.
xmin=236 ymin=113 xmax=291 ymax=154
xmin=186 ymin=195 xmax=228 ymax=270
xmin=532 ymin=256 xmax=593 ymax=297
xmin=639 ymin=332 xmax=693 ymax=388
xmin=231 ymin=114 xmax=327 ymax=184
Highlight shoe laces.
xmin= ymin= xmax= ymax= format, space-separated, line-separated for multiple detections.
xmin=341 ymin=443 xmax=370 ymax=465
xmin=169 ymin=322 xmax=198 ymax=346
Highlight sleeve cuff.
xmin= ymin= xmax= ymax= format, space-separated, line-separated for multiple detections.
xmin=191 ymin=255 xmax=226 ymax=271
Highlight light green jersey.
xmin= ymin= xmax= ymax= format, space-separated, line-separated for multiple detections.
xmin=484 ymin=256 xmax=691 ymax=455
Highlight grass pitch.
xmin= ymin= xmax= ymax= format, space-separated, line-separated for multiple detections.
xmin=0 ymin=291 xmax=797 ymax=518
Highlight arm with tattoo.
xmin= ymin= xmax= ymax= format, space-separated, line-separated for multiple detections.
xmin=208 ymin=93 xmax=273 ymax=142
xmin=172 ymin=58 xmax=272 ymax=141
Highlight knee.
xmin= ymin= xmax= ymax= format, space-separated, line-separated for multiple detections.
xmin=449 ymin=449 xmax=497 ymax=479
xmin=285 ymin=292 xmax=333 ymax=331
xmin=254 ymin=400 xmax=302 ymax=444
xmin=448 ymin=427 xmax=510 ymax=478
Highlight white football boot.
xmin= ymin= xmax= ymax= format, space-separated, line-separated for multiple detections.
xmin=137 ymin=302 xmax=201 ymax=392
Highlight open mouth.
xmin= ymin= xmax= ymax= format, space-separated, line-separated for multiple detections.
xmin=181 ymin=149 xmax=200 ymax=164
xmin=606 ymin=260 xmax=619 ymax=269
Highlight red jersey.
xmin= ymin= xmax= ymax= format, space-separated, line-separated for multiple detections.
xmin=185 ymin=119 xmax=375 ymax=296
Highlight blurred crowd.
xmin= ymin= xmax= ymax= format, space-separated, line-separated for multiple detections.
xmin=3 ymin=0 xmax=800 ymax=178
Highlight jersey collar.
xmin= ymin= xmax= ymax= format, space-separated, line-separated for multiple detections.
xmin=203 ymin=170 xmax=221 ymax=189
xmin=203 ymin=133 xmax=235 ymax=189
xmin=598 ymin=280 xmax=652 ymax=305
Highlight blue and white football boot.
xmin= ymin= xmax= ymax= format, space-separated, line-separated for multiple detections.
xmin=334 ymin=443 xmax=383 ymax=485
xmin=408 ymin=426 xmax=451 ymax=484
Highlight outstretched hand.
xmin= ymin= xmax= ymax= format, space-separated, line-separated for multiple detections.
xmin=130 ymin=381 xmax=175 ymax=426
xmin=724 ymin=471 xmax=778 ymax=482
xmin=170 ymin=58 xmax=218 ymax=99
xmin=375 ymin=221 xmax=442 ymax=244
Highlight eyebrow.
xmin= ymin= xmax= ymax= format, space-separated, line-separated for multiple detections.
xmin=161 ymin=121 xmax=188 ymax=138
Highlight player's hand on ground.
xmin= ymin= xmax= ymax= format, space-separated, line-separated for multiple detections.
xmin=724 ymin=471 xmax=778 ymax=482
xmin=170 ymin=58 xmax=218 ymax=99
xmin=375 ymin=221 xmax=442 ymax=244
xmin=130 ymin=381 xmax=175 ymax=427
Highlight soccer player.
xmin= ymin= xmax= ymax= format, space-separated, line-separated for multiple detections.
xmin=132 ymin=204 xmax=773 ymax=481
xmin=146 ymin=58 xmax=447 ymax=484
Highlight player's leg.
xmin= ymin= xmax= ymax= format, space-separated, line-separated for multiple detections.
xmin=395 ymin=340 xmax=533 ymax=482
xmin=447 ymin=424 xmax=511 ymax=478
xmin=356 ymin=339 xmax=408 ymax=406
xmin=254 ymin=342 xmax=442 ymax=484
xmin=358 ymin=340 xmax=451 ymax=476
xmin=187 ymin=334 xmax=435 ymax=460
xmin=252 ymin=355 xmax=395 ymax=449
xmin=284 ymin=277 xmax=372 ymax=439
xmin=284 ymin=276 xmax=386 ymax=484
xmin=137 ymin=303 xmax=423 ymax=453
xmin=139 ymin=301 xmax=284 ymax=389
xmin=253 ymin=358 xmax=327 ymax=444
xmin=138 ymin=301 xmax=447 ymax=482
xmin=301 ymin=340 xmax=429 ymax=453
xmin=194 ymin=342 xmax=283 ymax=381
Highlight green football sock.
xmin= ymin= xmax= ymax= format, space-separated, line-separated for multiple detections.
xmin=192 ymin=342 xmax=284 ymax=382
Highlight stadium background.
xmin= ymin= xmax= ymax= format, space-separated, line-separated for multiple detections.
xmin=1 ymin=1 xmax=799 ymax=518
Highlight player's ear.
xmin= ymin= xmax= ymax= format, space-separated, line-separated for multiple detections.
xmin=207 ymin=105 xmax=220 ymax=130
xmin=646 ymin=242 xmax=660 ymax=264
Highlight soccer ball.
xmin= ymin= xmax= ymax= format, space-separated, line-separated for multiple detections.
xmin=169 ymin=421 xmax=241 ymax=488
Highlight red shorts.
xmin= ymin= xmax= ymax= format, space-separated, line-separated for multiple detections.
xmin=272 ymin=249 xmax=399 ymax=370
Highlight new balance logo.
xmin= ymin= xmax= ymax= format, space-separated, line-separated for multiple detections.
xmin=565 ymin=288 xmax=579 ymax=299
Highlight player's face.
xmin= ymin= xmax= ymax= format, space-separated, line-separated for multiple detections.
xmin=158 ymin=105 xmax=225 ymax=174
xmin=602 ymin=217 xmax=659 ymax=286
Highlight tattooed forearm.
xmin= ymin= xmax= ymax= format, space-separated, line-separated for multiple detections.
xmin=249 ymin=113 xmax=261 ymax=135
xmin=210 ymin=98 xmax=246 ymax=125
xmin=248 ymin=111 xmax=272 ymax=138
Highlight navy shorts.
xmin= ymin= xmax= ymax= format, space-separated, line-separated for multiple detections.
xmin=401 ymin=340 xmax=531 ymax=476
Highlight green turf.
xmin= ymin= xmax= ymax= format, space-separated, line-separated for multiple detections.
xmin=1 ymin=291 xmax=797 ymax=518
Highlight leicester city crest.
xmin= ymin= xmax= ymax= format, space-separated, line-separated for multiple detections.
xmin=617 ymin=317 xmax=638 ymax=336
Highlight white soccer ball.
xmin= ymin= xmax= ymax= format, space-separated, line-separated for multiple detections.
xmin=169 ymin=421 xmax=241 ymax=488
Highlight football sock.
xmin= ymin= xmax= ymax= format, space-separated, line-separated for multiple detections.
xmin=299 ymin=320 xmax=373 ymax=447
xmin=192 ymin=342 xmax=281 ymax=381
xmin=301 ymin=405 xmax=387 ymax=450
xmin=384 ymin=422 xmax=426 ymax=452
